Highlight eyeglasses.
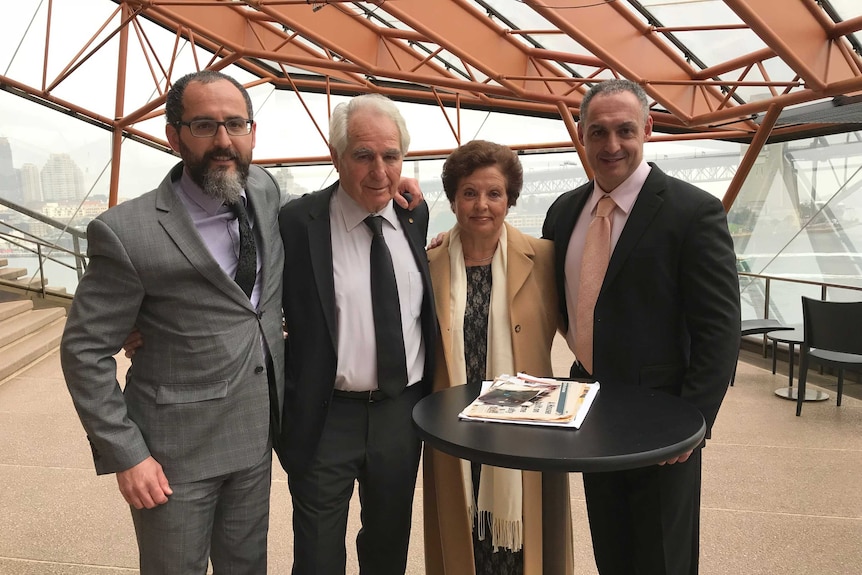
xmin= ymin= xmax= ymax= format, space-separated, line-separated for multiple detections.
xmin=176 ymin=118 xmax=252 ymax=138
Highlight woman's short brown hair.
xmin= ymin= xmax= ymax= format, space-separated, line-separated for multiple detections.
xmin=441 ymin=140 xmax=523 ymax=208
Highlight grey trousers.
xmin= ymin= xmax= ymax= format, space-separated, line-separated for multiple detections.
xmin=129 ymin=448 xmax=272 ymax=574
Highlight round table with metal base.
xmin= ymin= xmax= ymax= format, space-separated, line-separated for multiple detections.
xmin=773 ymin=387 xmax=829 ymax=401
xmin=412 ymin=381 xmax=706 ymax=473
xmin=766 ymin=328 xmax=830 ymax=402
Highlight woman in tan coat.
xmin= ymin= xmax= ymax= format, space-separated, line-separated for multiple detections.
xmin=423 ymin=140 xmax=574 ymax=575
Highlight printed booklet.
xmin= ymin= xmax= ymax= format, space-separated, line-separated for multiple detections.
xmin=458 ymin=373 xmax=600 ymax=429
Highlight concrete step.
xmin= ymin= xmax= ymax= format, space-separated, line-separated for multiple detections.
xmin=11 ymin=275 xmax=49 ymax=289
xmin=0 ymin=317 xmax=66 ymax=382
xmin=0 ymin=267 xmax=27 ymax=280
xmin=0 ymin=307 xmax=66 ymax=348
xmin=0 ymin=299 xmax=34 ymax=322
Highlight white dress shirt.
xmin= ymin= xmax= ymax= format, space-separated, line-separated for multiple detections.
xmin=330 ymin=186 xmax=426 ymax=392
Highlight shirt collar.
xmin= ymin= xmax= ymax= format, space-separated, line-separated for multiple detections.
xmin=587 ymin=160 xmax=651 ymax=215
xmin=334 ymin=184 xmax=399 ymax=233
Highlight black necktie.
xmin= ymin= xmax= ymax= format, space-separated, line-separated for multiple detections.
xmin=364 ymin=215 xmax=408 ymax=398
xmin=228 ymin=200 xmax=257 ymax=299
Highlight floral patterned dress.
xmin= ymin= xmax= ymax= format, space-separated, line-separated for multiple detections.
xmin=463 ymin=263 xmax=523 ymax=575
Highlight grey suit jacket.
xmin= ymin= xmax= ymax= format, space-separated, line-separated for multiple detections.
xmin=61 ymin=162 xmax=285 ymax=483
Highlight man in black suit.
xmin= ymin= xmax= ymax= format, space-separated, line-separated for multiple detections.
xmin=543 ymin=79 xmax=740 ymax=575
xmin=277 ymin=94 xmax=436 ymax=575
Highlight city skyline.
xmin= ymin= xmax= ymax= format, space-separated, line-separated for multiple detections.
xmin=0 ymin=137 xmax=89 ymax=205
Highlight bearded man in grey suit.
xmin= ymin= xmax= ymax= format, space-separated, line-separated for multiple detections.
xmin=61 ymin=70 xmax=284 ymax=574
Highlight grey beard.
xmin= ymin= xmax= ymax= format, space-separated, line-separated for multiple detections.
xmin=202 ymin=168 xmax=244 ymax=204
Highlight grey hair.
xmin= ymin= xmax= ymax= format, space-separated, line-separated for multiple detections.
xmin=579 ymin=79 xmax=650 ymax=124
xmin=329 ymin=94 xmax=410 ymax=158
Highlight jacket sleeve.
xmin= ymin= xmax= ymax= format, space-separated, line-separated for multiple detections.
xmin=679 ymin=194 xmax=741 ymax=432
xmin=60 ymin=217 xmax=150 ymax=474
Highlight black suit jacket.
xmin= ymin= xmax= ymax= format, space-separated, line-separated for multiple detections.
xmin=543 ymin=164 xmax=740 ymax=435
xmin=276 ymin=182 xmax=436 ymax=476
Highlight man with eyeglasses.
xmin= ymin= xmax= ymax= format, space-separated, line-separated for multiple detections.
xmin=61 ymin=70 xmax=285 ymax=573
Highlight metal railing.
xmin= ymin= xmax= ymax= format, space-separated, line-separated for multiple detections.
xmin=0 ymin=230 xmax=86 ymax=299
xmin=739 ymin=271 xmax=862 ymax=319
xmin=0 ymin=196 xmax=87 ymax=299
xmin=738 ymin=271 xmax=862 ymax=358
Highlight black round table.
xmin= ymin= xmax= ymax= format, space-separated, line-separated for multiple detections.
xmin=412 ymin=382 xmax=706 ymax=473
xmin=766 ymin=328 xmax=829 ymax=402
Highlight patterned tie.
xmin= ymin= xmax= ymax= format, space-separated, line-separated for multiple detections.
xmin=228 ymin=200 xmax=257 ymax=299
xmin=575 ymin=195 xmax=616 ymax=375
xmin=364 ymin=215 xmax=409 ymax=398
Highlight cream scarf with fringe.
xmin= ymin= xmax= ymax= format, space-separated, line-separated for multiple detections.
xmin=448 ymin=224 xmax=524 ymax=552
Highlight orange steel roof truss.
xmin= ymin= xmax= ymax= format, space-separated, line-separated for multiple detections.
xmin=5 ymin=0 xmax=862 ymax=166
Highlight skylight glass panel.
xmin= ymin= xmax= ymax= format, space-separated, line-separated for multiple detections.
xmin=638 ymin=0 xmax=760 ymax=70
xmin=481 ymin=0 xmax=594 ymax=71
xmin=826 ymin=0 xmax=862 ymax=55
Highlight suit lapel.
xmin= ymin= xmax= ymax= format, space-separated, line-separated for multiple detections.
xmin=308 ymin=185 xmax=338 ymax=347
xmin=155 ymin=165 xmax=252 ymax=308
xmin=552 ymin=186 xmax=591 ymax=330
xmin=603 ymin=167 xmax=665 ymax=288
xmin=505 ymin=223 xmax=534 ymax=307
xmin=395 ymin=206 xmax=428 ymax=274
xmin=555 ymin=185 xmax=592 ymax=259
xmin=428 ymin=239 xmax=453 ymax=376
xmin=244 ymin=166 xmax=274 ymax=299
xmin=395 ymin=202 xmax=436 ymax=379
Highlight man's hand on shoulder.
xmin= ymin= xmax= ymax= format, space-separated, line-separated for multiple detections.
xmin=427 ymin=231 xmax=447 ymax=251
xmin=394 ymin=177 xmax=423 ymax=210
xmin=116 ymin=456 xmax=173 ymax=509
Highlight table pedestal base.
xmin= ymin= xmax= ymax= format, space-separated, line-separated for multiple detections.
xmin=774 ymin=387 xmax=829 ymax=402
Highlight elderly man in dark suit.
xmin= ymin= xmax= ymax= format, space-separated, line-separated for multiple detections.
xmin=61 ymin=71 xmax=284 ymax=574
xmin=277 ymin=94 xmax=436 ymax=575
xmin=543 ymin=79 xmax=741 ymax=575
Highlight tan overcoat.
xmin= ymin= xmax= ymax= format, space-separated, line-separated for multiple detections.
xmin=423 ymin=223 xmax=575 ymax=575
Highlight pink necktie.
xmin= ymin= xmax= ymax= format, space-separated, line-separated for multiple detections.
xmin=575 ymin=195 xmax=616 ymax=375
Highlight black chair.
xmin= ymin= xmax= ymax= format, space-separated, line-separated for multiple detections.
xmin=796 ymin=297 xmax=862 ymax=416
xmin=731 ymin=319 xmax=792 ymax=386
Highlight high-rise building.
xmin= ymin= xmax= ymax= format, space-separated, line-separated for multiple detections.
xmin=41 ymin=153 xmax=85 ymax=202
xmin=0 ymin=137 xmax=22 ymax=203
xmin=20 ymin=163 xmax=42 ymax=204
xmin=271 ymin=166 xmax=307 ymax=197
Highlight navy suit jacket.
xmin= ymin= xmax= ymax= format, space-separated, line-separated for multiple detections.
xmin=543 ymin=164 xmax=740 ymax=435
xmin=276 ymin=182 xmax=436 ymax=476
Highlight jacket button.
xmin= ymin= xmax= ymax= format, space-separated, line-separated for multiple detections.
xmin=514 ymin=325 xmax=522 ymax=333
xmin=255 ymin=366 xmax=264 ymax=374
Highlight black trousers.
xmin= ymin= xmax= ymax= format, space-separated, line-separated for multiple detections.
xmin=288 ymin=383 xmax=423 ymax=575
xmin=583 ymin=448 xmax=703 ymax=575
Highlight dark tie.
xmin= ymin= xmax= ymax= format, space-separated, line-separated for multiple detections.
xmin=228 ymin=200 xmax=257 ymax=299
xmin=364 ymin=215 xmax=408 ymax=398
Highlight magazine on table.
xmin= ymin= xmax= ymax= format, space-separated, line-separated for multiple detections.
xmin=458 ymin=372 xmax=600 ymax=429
